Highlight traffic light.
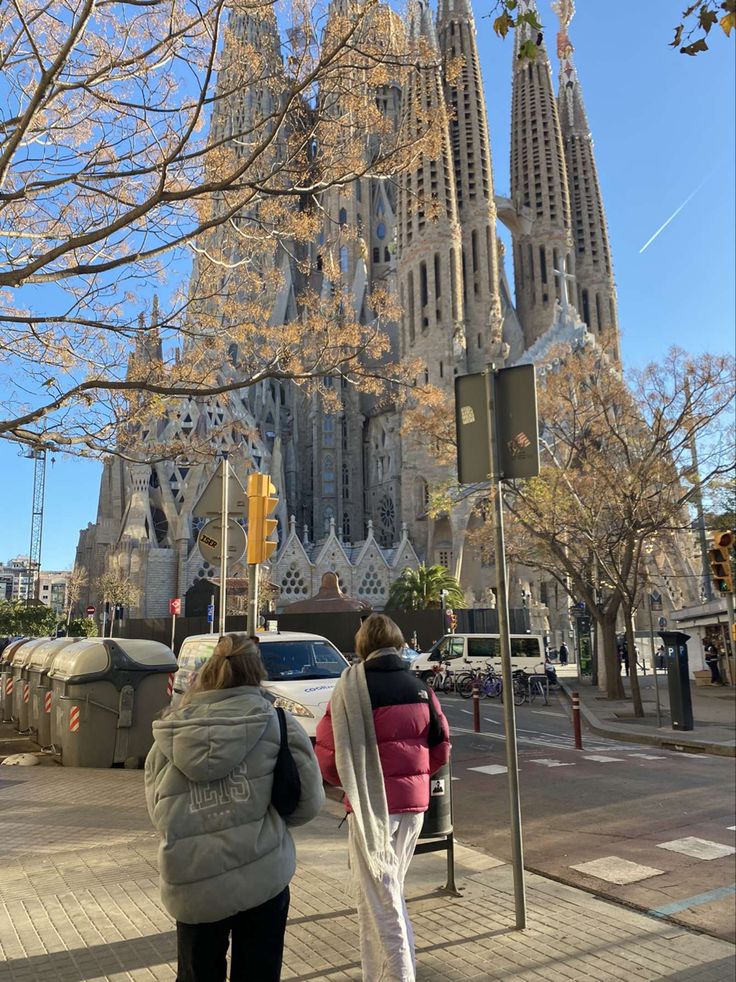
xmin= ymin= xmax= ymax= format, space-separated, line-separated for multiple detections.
xmin=247 ymin=473 xmax=279 ymax=564
xmin=708 ymin=530 xmax=734 ymax=594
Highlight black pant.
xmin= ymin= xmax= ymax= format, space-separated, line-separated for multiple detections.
xmin=176 ymin=886 xmax=290 ymax=982
xmin=707 ymin=659 xmax=722 ymax=684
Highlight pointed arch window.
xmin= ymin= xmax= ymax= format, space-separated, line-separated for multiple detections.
xmin=323 ymin=455 xmax=336 ymax=496
xmin=339 ymin=246 xmax=349 ymax=274
xmin=338 ymin=207 xmax=347 ymax=226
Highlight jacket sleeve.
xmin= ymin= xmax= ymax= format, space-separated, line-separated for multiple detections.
xmin=428 ymin=689 xmax=451 ymax=776
xmin=314 ymin=702 xmax=340 ymax=787
xmin=283 ymin=711 xmax=325 ymax=827
xmin=144 ymin=742 xmax=166 ymax=828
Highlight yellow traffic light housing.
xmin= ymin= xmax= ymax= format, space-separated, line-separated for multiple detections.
xmin=247 ymin=474 xmax=279 ymax=564
xmin=708 ymin=530 xmax=734 ymax=595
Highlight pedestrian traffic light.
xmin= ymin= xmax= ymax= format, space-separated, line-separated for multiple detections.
xmin=247 ymin=473 xmax=279 ymax=564
xmin=708 ymin=530 xmax=734 ymax=594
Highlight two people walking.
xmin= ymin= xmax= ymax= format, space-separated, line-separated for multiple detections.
xmin=144 ymin=615 xmax=450 ymax=981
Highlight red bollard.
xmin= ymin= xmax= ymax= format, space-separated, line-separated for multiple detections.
xmin=473 ymin=681 xmax=481 ymax=732
xmin=572 ymin=691 xmax=583 ymax=750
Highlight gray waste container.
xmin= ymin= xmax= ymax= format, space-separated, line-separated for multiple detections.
xmin=27 ymin=637 xmax=83 ymax=747
xmin=12 ymin=639 xmax=48 ymax=730
xmin=48 ymin=638 xmax=177 ymax=768
xmin=0 ymin=638 xmax=28 ymax=722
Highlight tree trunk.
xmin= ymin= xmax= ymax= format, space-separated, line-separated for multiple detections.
xmin=601 ymin=609 xmax=625 ymax=699
xmin=625 ymin=606 xmax=644 ymax=718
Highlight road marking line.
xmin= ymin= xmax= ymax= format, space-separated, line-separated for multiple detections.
xmin=657 ymin=837 xmax=736 ymax=861
xmin=468 ymin=764 xmax=508 ymax=776
xmin=528 ymin=758 xmax=574 ymax=768
xmin=459 ymin=709 xmax=472 ymax=715
xmin=650 ymin=884 xmax=736 ymax=918
xmin=728 ymin=826 xmax=736 ymax=831
xmin=583 ymin=755 xmax=624 ymax=763
xmin=531 ymin=710 xmax=564 ymax=717
xmin=628 ymin=753 xmax=666 ymax=760
xmin=570 ymin=856 xmax=665 ymax=885
xmin=482 ymin=718 xmax=501 ymax=725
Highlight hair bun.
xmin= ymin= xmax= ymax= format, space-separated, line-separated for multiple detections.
xmin=215 ymin=635 xmax=235 ymax=658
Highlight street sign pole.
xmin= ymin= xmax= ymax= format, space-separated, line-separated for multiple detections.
xmin=208 ymin=595 xmax=215 ymax=634
xmin=487 ymin=369 xmax=527 ymax=931
xmin=648 ymin=595 xmax=662 ymax=727
xmin=247 ymin=563 xmax=259 ymax=636
xmin=171 ymin=611 xmax=176 ymax=652
xmin=724 ymin=592 xmax=735 ymax=685
xmin=219 ymin=454 xmax=229 ymax=637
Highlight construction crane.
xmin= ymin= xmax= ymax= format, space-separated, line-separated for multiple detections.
xmin=24 ymin=448 xmax=47 ymax=600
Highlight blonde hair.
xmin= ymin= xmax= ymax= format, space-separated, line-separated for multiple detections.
xmin=186 ymin=633 xmax=266 ymax=701
xmin=354 ymin=614 xmax=404 ymax=660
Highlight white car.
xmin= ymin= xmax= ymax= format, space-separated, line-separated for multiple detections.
xmin=171 ymin=632 xmax=348 ymax=738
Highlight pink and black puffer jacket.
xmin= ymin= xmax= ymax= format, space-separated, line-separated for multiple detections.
xmin=315 ymin=649 xmax=451 ymax=814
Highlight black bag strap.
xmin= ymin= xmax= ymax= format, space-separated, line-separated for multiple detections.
xmin=422 ymin=681 xmax=444 ymax=748
xmin=276 ymin=705 xmax=288 ymax=747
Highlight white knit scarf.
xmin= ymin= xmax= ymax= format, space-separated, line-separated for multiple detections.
xmin=330 ymin=654 xmax=399 ymax=881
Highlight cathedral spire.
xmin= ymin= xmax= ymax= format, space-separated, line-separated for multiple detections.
xmin=510 ymin=0 xmax=574 ymax=348
xmin=437 ymin=0 xmax=504 ymax=368
xmin=553 ymin=0 xmax=620 ymax=362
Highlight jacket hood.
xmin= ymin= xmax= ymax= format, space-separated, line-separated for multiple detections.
xmin=152 ymin=686 xmax=274 ymax=782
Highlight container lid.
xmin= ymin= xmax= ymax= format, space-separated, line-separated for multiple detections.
xmin=48 ymin=638 xmax=176 ymax=681
xmin=2 ymin=638 xmax=32 ymax=665
xmin=27 ymin=637 xmax=85 ymax=672
xmin=14 ymin=638 xmax=51 ymax=668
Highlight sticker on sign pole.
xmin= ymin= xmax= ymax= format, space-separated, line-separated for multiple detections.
xmin=430 ymin=778 xmax=445 ymax=796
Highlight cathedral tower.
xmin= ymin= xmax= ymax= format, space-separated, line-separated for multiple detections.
xmin=510 ymin=0 xmax=574 ymax=348
xmin=554 ymin=1 xmax=620 ymax=362
xmin=437 ymin=0 xmax=504 ymax=371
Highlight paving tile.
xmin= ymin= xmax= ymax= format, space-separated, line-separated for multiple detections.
xmin=569 ymin=856 xmax=666 ymax=885
xmin=657 ymin=837 xmax=736 ymax=861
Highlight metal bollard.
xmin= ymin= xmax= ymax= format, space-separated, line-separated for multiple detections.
xmin=472 ymin=680 xmax=481 ymax=732
xmin=572 ymin=691 xmax=583 ymax=749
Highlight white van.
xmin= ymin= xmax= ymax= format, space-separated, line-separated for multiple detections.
xmin=411 ymin=633 xmax=545 ymax=678
xmin=171 ymin=632 xmax=349 ymax=738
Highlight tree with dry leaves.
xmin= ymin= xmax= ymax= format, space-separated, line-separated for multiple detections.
xmin=64 ymin=564 xmax=88 ymax=626
xmin=96 ymin=568 xmax=141 ymax=636
xmin=0 ymin=0 xmax=434 ymax=458
xmin=499 ymin=347 xmax=734 ymax=710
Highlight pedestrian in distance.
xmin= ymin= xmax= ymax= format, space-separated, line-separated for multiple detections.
xmin=144 ymin=633 xmax=325 ymax=982
xmin=703 ymin=639 xmax=724 ymax=685
xmin=315 ymin=613 xmax=451 ymax=982
xmin=558 ymin=641 xmax=569 ymax=666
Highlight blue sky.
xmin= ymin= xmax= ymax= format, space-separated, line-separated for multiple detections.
xmin=0 ymin=0 xmax=734 ymax=571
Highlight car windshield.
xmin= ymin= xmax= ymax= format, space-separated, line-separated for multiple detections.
xmin=260 ymin=640 xmax=347 ymax=681
xmin=178 ymin=638 xmax=217 ymax=671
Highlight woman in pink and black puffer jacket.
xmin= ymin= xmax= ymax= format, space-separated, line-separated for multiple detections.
xmin=315 ymin=614 xmax=450 ymax=982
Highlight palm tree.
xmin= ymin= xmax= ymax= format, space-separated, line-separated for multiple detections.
xmin=386 ymin=563 xmax=465 ymax=611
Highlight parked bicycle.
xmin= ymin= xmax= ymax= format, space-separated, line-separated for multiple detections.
xmin=456 ymin=663 xmax=503 ymax=700
xmin=428 ymin=659 xmax=455 ymax=694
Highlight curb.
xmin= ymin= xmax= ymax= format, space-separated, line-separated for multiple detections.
xmin=558 ymin=680 xmax=736 ymax=758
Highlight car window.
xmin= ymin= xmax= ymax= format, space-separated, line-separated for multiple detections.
xmin=178 ymin=638 xmax=217 ymax=671
xmin=449 ymin=638 xmax=465 ymax=659
xmin=510 ymin=637 xmax=543 ymax=658
xmin=260 ymin=640 xmax=347 ymax=681
xmin=468 ymin=637 xmax=500 ymax=658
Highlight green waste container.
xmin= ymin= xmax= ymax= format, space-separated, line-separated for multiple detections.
xmin=48 ymin=638 xmax=177 ymax=768
xmin=12 ymin=639 xmax=48 ymax=731
xmin=27 ymin=637 xmax=83 ymax=747
xmin=0 ymin=638 xmax=28 ymax=722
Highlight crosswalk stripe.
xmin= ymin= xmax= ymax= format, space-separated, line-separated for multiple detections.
xmin=467 ymin=764 xmax=508 ymax=776
xmin=528 ymin=758 xmax=574 ymax=768
xmin=583 ymin=755 xmax=624 ymax=763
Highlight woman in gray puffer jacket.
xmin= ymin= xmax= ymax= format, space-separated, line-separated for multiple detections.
xmin=145 ymin=634 xmax=324 ymax=982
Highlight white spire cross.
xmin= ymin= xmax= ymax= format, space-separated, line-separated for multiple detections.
xmin=553 ymin=263 xmax=576 ymax=318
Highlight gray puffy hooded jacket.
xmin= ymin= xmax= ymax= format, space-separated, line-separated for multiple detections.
xmin=144 ymin=685 xmax=325 ymax=924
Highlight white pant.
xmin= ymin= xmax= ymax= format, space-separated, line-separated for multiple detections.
xmin=348 ymin=811 xmax=424 ymax=982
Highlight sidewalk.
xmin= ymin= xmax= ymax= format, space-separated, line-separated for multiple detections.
xmin=0 ymin=765 xmax=733 ymax=981
xmin=558 ymin=669 xmax=736 ymax=757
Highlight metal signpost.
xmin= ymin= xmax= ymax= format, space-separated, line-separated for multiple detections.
xmin=192 ymin=455 xmax=248 ymax=638
xmin=455 ymin=363 xmax=539 ymax=931
xmin=648 ymin=592 xmax=663 ymax=727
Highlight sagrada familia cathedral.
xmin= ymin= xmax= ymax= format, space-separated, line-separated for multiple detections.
xmin=75 ymin=0 xmax=700 ymax=638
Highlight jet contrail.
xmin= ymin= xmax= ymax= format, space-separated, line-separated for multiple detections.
xmin=639 ymin=176 xmax=710 ymax=254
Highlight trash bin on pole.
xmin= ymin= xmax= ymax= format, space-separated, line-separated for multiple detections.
xmin=12 ymin=639 xmax=49 ymax=731
xmin=414 ymin=762 xmax=459 ymax=894
xmin=0 ymin=638 xmax=28 ymax=722
xmin=27 ymin=637 xmax=84 ymax=747
xmin=48 ymin=638 xmax=177 ymax=768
